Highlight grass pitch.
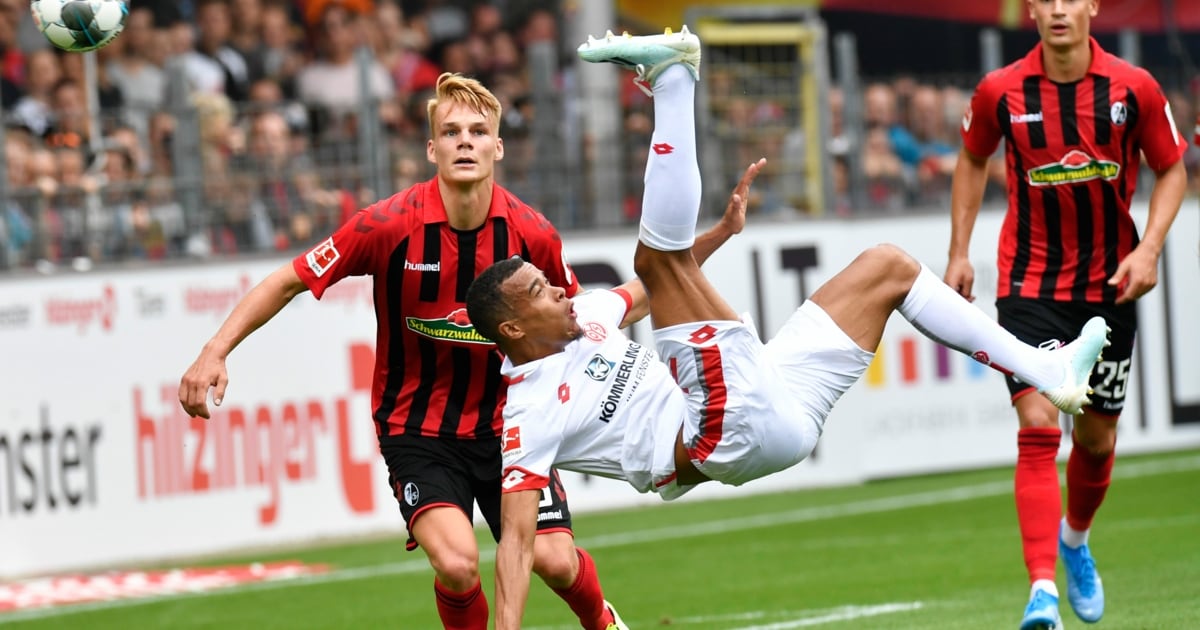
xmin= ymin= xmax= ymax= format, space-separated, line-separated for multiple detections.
xmin=4 ymin=448 xmax=1199 ymax=629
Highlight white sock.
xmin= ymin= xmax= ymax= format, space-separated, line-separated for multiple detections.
xmin=638 ymin=64 xmax=701 ymax=252
xmin=897 ymin=265 xmax=1064 ymax=390
xmin=1061 ymin=517 xmax=1090 ymax=549
xmin=1031 ymin=579 xmax=1058 ymax=598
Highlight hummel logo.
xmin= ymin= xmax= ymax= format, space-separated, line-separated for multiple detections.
xmin=404 ymin=260 xmax=440 ymax=272
xmin=652 ymin=143 xmax=674 ymax=155
xmin=1010 ymin=112 xmax=1044 ymax=124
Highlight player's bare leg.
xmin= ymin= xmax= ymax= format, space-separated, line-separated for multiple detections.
xmin=412 ymin=508 xmax=490 ymax=628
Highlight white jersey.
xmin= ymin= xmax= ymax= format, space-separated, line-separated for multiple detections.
xmin=499 ymin=290 xmax=689 ymax=498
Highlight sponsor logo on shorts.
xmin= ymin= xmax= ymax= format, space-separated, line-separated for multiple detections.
xmin=403 ymin=482 xmax=419 ymax=506
xmin=502 ymin=426 xmax=522 ymax=454
xmin=537 ymin=510 xmax=563 ymax=523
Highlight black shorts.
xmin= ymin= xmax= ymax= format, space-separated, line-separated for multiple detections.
xmin=381 ymin=434 xmax=573 ymax=551
xmin=996 ymin=297 xmax=1137 ymax=416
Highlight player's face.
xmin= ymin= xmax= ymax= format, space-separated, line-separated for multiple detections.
xmin=505 ymin=263 xmax=580 ymax=347
xmin=428 ymin=102 xmax=504 ymax=186
xmin=1028 ymin=0 xmax=1098 ymax=50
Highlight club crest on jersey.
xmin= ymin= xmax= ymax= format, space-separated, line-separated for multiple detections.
xmin=305 ymin=237 xmax=340 ymax=278
xmin=585 ymin=355 xmax=614 ymax=381
xmin=1027 ymin=150 xmax=1120 ymax=186
xmin=1110 ymin=101 xmax=1127 ymax=126
xmin=406 ymin=308 xmax=493 ymax=345
xmin=582 ymin=321 xmax=607 ymax=342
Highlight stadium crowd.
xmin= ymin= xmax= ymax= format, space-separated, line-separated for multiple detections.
xmin=1 ymin=0 xmax=1197 ymax=269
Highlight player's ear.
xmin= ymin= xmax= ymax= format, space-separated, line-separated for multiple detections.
xmin=498 ymin=317 xmax=523 ymax=341
xmin=427 ymin=138 xmax=436 ymax=164
xmin=1089 ymin=0 xmax=1099 ymax=17
xmin=495 ymin=136 xmax=504 ymax=161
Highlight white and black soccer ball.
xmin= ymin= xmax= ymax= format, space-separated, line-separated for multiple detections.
xmin=31 ymin=0 xmax=129 ymax=53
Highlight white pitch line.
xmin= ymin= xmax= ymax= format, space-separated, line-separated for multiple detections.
xmin=524 ymin=602 xmax=926 ymax=630
xmin=2 ymin=454 xmax=1197 ymax=624
xmin=731 ymin=602 xmax=924 ymax=629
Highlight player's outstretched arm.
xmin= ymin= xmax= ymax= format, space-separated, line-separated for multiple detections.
xmin=692 ymin=157 xmax=763 ymax=266
xmin=494 ymin=489 xmax=541 ymax=630
xmin=179 ymin=262 xmax=309 ymax=419
xmin=945 ymin=147 xmax=990 ymax=302
xmin=614 ymin=157 xmax=764 ymax=327
xmin=1110 ymin=159 xmax=1187 ymax=303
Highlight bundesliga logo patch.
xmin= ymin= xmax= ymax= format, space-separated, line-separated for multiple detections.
xmin=305 ymin=238 xmax=340 ymax=278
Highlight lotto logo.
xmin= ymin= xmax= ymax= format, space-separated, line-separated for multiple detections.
xmin=502 ymin=469 xmax=526 ymax=490
xmin=688 ymin=325 xmax=718 ymax=344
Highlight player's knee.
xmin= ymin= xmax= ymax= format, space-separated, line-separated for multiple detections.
xmin=429 ymin=553 xmax=480 ymax=589
xmin=633 ymin=242 xmax=690 ymax=280
xmin=865 ymin=243 xmax=919 ymax=277
xmin=1073 ymin=415 xmax=1118 ymax=455
xmin=531 ymin=539 xmax=579 ymax=586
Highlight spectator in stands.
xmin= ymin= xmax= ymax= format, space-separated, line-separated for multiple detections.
xmin=44 ymin=78 xmax=93 ymax=151
xmin=296 ymin=3 xmax=394 ymax=131
xmin=182 ymin=0 xmax=252 ymax=100
xmin=10 ymin=50 xmax=62 ymax=137
xmin=243 ymin=109 xmax=331 ymax=248
xmin=227 ymin=0 xmax=264 ymax=76
xmin=2 ymin=133 xmax=34 ymax=266
xmin=107 ymin=7 xmax=167 ymax=145
xmin=255 ymin=2 xmax=307 ymax=98
xmin=861 ymin=126 xmax=907 ymax=213
xmin=905 ymin=85 xmax=958 ymax=203
xmin=862 ymin=82 xmax=911 ymax=201
xmin=0 ymin=2 xmax=27 ymax=108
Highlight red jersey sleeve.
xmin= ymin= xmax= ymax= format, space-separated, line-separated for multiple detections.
xmin=961 ymin=72 xmax=1004 ymax=158
xmin=1130 ymin=72 xmax=1186 ymax=172
xmin=519 ymin=212 xmax=580 ymax=298
xmin=292 ymin=196 xmax=399 ymax=299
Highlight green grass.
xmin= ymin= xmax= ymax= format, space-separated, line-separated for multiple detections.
xmin=5 ymin=449 xmax=1200 ymax=629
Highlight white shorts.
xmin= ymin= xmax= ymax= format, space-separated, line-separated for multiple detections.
xmin=654 ymin=301 xmax=873 ymax=488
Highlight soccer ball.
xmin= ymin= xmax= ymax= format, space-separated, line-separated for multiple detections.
xmin=31 ymin=0 xmax=128 ymax=53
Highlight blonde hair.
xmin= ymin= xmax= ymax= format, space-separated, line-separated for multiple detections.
xmin=426 ymin=72 xmax=502 ymax=138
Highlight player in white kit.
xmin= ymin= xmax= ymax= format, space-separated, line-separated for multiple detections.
xmin=467 ymin=28 xmax=1112 ymax=629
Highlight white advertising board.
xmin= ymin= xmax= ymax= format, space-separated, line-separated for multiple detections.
xmin=1 ymin=203 xmax=1196 ymax=577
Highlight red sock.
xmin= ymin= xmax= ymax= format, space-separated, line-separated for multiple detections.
xmin=1065 ymin=433 xmax=1114 ymax=532
xmin=551 ymin=548 xmax=611 ymax=630
xmin=435 ymin=578 xmax=489 ymax=630
xmin=1015 ymin=427 xmax=1062 ymax=583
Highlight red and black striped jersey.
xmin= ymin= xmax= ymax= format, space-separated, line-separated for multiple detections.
xmin=292 ymin=178 xmax=580 ymax=441
xmin=962 ymin=37 xmax=1186 ymax=303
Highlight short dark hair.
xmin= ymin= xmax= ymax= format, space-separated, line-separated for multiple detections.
xmin=466 ymin=256 xmax=526 ymax=343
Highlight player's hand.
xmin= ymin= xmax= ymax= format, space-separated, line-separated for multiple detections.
xmin=943 ymin=256 xmax=976 ymax=302
xmin=721 ymin=158 xmax=766 ymax=236
xmin=1109 ymin=245 xmax=1159 ymax=304
xmin=179 ymin=348 xmax=230 ymax=419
